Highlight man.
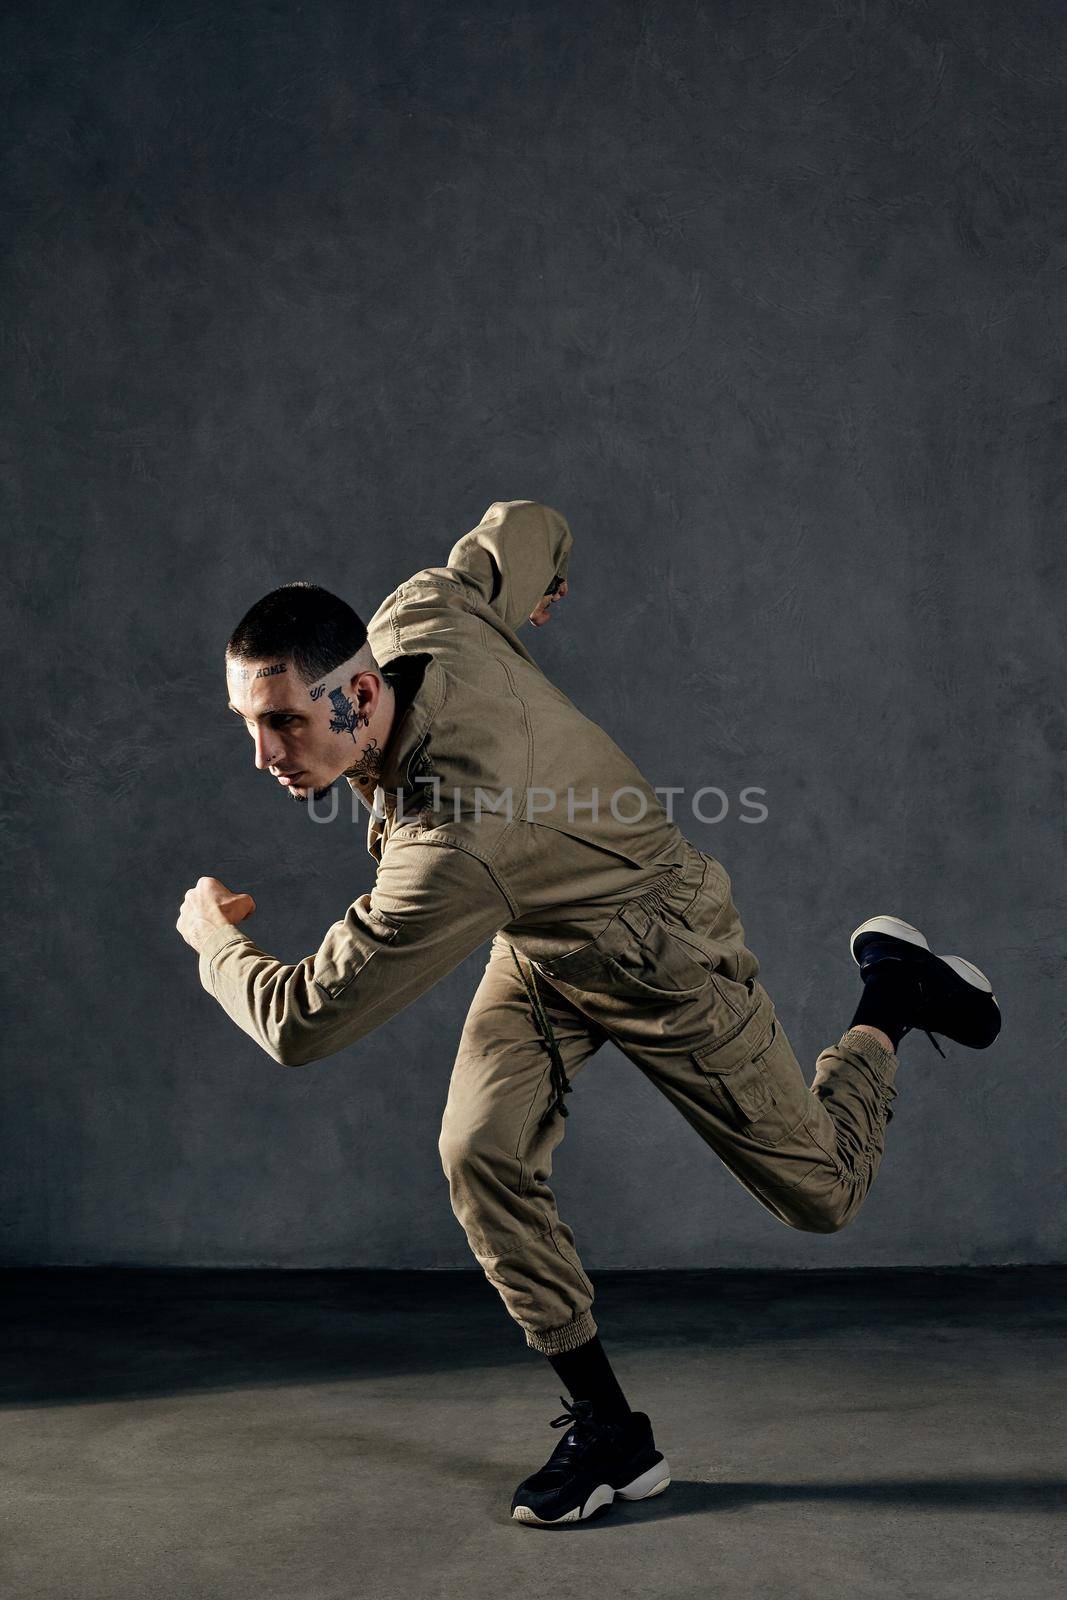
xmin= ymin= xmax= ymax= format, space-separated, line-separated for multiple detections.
xmin=177 ymin=499 xmax=1001 ymax=1528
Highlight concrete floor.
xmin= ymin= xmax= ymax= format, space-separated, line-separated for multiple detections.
xmin=0 ymin=1267 xmax=1063 ymax=1600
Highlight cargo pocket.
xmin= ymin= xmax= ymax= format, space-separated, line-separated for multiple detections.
xmin=693 ymin=1005 xmax=811 ymax=1148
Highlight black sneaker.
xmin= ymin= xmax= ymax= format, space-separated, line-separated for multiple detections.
xmin=850 ymin=915 xmax=1001 ymax=1052
xmin=511 ymin=1397 xmax=670 ymax=1526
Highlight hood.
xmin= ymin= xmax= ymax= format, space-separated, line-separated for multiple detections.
xmin=445 ymin=500 xmax=573 ymax=634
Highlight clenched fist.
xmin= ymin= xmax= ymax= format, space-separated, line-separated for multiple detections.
xmin=176 ymin=876 xmax=257 ymax=953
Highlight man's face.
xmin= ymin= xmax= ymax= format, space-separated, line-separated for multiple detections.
xmin=226 ymin=655 xmax=385 ymax=805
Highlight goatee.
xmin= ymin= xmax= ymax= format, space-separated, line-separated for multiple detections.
xmin=288 ymin=783 xmax=334 ymax=805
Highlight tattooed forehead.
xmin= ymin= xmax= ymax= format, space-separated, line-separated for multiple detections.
xmin=227 ymin=660 xmax=289 ymax=682
xmin=227 ymin=645 xmax=373 ymax=708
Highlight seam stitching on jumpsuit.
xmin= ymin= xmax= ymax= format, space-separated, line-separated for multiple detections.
xmin=495 ymin=654 xmax=536 ymax=824
xmin=475 ymin=649 xmax=534 ymax=867
xmin=543 ymin=1223 xmax=596 ymax=1305
xmin=387 ymin=583 xmax=405 ymax=658
xmin=207 ymin=938 xmax=244 ymax=996
xmin=676 ymin=853 xmax=708 ymax=925
xmin=399 ymin=834 xmax=519 ymax=920
xmin=513 ymin=1063 xmax=555 ymax=1195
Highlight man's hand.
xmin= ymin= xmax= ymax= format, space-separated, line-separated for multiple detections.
xmin=177 ymin=876 xmax=257 ymax=953
xmin=529 ymin=577 xmax=569 ymax=627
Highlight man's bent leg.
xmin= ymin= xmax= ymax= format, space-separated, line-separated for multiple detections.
xmin=438 ymin=934 xmax=608 ymax=1354
xmin=804 ymin=1023 xmax=900 ymax=1228
xmin=619 ymin=985 xmax=899 ymax=1236
xmin=527 ymin=841 xmax=902 ymax=1240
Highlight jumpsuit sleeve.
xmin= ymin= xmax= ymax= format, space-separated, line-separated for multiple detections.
xmin=195 ymin=839 xmax=513 ymax=1068
xmin=445 ymin=500 xmax=573 ymax=633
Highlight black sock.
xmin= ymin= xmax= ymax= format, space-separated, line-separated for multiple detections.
xmin=849 ymin=962 xmax=920 ymax=1051
xmin=546 ymin=1335 xmax=632 ymax=1422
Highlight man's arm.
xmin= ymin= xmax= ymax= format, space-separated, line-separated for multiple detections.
xmin=196 ymin=838 xmax=513 ymax=1068
xmin=446 ymin=500 xmax=573 ymax=633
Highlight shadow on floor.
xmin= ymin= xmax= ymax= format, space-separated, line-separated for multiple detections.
xmin=491 ymin=1476 xmax=1067 ymax=1531
xmin=1 ymin=1264 xmax=1064 ymax=1410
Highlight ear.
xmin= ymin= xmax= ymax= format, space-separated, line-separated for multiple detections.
xmin=349 ymin=669 xmax=382 ymax=706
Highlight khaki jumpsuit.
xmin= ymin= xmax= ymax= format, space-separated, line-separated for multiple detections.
xmin=199 ymin=501 xmax=899 ymax=1355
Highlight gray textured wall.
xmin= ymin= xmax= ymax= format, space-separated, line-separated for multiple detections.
xmin=2 ymin=0 xmax=1062 ymax=1270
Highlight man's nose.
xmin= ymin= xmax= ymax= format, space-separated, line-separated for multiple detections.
xmin=253 ymin=728 xmax=282 ymax=771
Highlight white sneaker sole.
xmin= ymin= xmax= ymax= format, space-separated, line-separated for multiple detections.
xmin=940 ymin=954 xmax=995 ymax=994
xmin=849 ymin=916 xmax=996 ymax=996
xmin=512 ymin=1456 xmax=671 ymax=1525
xmin=849 ymin=915 xmax=931 ymax=957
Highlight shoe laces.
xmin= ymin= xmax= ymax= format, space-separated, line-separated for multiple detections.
xmin=898 ymin=1022 xmax=948 ymax=1058
xmin=861 ymin=960 xmax=948 ymax=1059
xmin=543 ymin=1396 xmax=617 ymax=1469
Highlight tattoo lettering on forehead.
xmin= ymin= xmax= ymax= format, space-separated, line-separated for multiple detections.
xmin=328 ymin=687 xmax=370 ymax=739
xmin=309 ymin=684 xmax=326 ymax=701
xmin=230 ymin=662 xmax=288 ymax=682
xmin=344 ymin=739 xmax=383 ymax=786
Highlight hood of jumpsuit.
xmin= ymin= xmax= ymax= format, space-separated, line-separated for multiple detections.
xmin=445 ymin=500 xmax=572 ymax=633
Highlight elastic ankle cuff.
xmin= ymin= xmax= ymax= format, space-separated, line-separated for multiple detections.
xmin=525 ymin=1309 xmax=598 ymax=1355
xmin=839 ymin=1025 xmax=899 ymax=1085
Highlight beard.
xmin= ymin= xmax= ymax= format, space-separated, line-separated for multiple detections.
xmin=287 ymin=781 xmax=334 ymax=805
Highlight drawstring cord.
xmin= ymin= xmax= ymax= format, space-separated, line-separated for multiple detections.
xmin=507 ymin=943 xmax=573 ymax=1127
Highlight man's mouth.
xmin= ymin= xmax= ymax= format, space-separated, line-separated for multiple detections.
xmin=276 ymin=772 xmax=304 ymax=785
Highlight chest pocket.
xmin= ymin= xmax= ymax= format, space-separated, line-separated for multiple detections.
xmin=312 ymin=896 xmax=402 ymax=999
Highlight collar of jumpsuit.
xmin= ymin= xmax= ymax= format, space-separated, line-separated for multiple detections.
xmin=371 ymin=653 xmax=443 ymax=792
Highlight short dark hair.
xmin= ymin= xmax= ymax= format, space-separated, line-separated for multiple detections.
xmin=226 ymin=582 xmax=369 ymax=685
